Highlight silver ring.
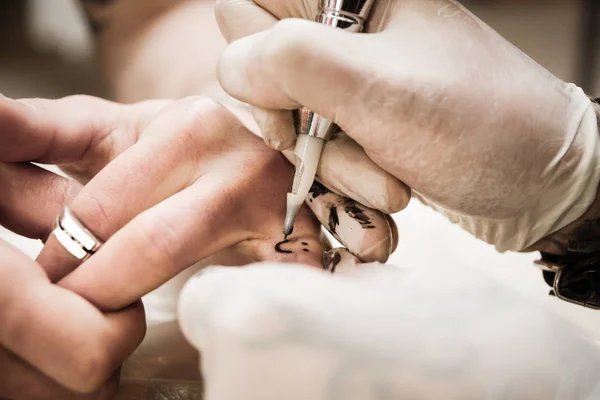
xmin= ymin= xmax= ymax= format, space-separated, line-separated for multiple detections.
xmin=52 ymin=207 xmax=104 ymax=261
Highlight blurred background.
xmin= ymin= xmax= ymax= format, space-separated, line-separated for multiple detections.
xmin=0 ymin=0 xmax=597 ymax=99
xmin=0 ymin=0 xmax=600 ymax=395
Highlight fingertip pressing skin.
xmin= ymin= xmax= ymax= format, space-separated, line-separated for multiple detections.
xmin=306 ymin=182 xmax=393 ymax=263
xmin=217 ymin=36 xmax=256 ymax=102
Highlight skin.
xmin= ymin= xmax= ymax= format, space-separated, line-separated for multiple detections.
xmin=0 ymin=226 xmax=144 ymax=399
xmin=0 ymin=94 xmax=322 ymax=399
xmin=0 ymin=2 xmax=398 ymax=397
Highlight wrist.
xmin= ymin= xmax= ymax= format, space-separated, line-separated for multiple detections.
xmin=529 ymin=98 xmax=600 ymax=256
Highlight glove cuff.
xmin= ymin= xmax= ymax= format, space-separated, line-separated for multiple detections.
xmin=420 ymin=87 xmax=600 ymax=253
xmin=521 ymin=89 xmax=600 ymax=251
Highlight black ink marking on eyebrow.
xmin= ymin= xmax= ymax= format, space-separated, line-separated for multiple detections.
xmin=303 ymin=249 xmax=309 ymax=252
xmin=343 ymin=200 xmax=374 ymax=229
xmin=302 ymin=242 xmax=308 ymax=246
xmin=323 ymin=251 xmax=342 ymax=273
xmin=328 ymin=207 xmax=339 ymax=233
xmin=275 ymin=239 xmax=293 ymax=254
xmin=309 ymin=181 xmax=329 ymax=199
xmin=330 ymin=252 xmax=341 ymax=273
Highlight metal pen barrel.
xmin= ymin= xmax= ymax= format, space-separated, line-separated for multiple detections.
xmin=294 ymin=0 xmax=375 ymax=141
xmin=283 ymin=0 xmax=375 ymax=237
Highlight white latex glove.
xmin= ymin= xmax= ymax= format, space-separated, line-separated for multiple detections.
xmin=216 ymin=0 xmax=600 ymax=252
xmin=178 ymin=255 xmax=600 ymax=400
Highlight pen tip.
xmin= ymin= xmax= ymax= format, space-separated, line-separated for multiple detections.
xmin=284 ymin=234 xmax=288 ymax=241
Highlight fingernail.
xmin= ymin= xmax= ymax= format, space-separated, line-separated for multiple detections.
xmin=265 ymin=137 xmax=284 ymax=151
xmin=254 ymin=108 xmax=297 ymax=151
xmin=266 ymin=136 xmax=295 ymax=151
xmin=218 ymin=38 xmax=254 ymax=100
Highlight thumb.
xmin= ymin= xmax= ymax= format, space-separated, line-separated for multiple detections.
xmin=217 ymin=18 xmax=370 ymax=125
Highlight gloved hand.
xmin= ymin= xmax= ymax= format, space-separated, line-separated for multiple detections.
xmin=216 ymin=0 xmax=600 ymax=252
xmin=178 ymin=255 xmax=600 ymax=400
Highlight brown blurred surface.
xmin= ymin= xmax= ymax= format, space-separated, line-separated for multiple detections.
xmin=0 ymin=0 xmax=106 ymax=99
xmin=115 ymin=322 xmax=204 ymax=400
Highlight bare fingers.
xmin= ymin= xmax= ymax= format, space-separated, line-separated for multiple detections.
xmin=0 ymin=162 xmax=80 ymax=241
xmin=0 ymin=240 xmax=145 ymax=394
xmin=37 ymin=98 xmax=227 ymax=282
xmin=0 ymin=350 xmax=121 ymax=400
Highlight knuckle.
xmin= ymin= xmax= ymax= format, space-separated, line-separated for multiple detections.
xmin=175 ymin=96 xmax=238 ymax=142
xmin=71 ymin=190 xmax=112 ymax=240
xmin=131 ymin=213 xmax=180 ymax=275
xmin=165 ymin=96 xmax=247 ymax=168
xmin=59 ymin=94 xmax=97 ymax=106
xmin=179 ymin=96 xmax=223 ymax=117
xmin=264 ymin=19 xmax=314 ymax=66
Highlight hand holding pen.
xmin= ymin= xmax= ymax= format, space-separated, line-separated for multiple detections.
xmin=217 ymin=0 xmax=600 ymax=253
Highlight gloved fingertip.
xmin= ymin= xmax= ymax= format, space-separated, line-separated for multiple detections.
xmin=376 ymin=183 xmax=411 ymax=214
xmin=217 ymin=38 xmax=254 ymax=100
